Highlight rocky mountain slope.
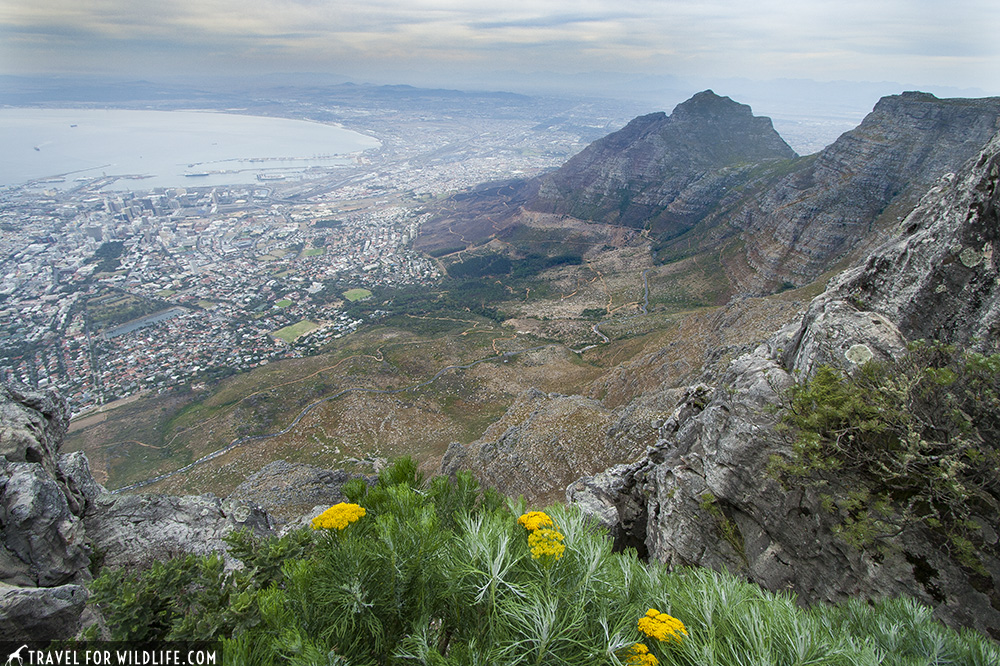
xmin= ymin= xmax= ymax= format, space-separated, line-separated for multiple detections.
xmin=568 ymin=129 xmax=1000 ymax=638
xmin=527 ymin=90 xmax=797 ymax=235
xmin=418 ymin=91 xmax=1000 ymax=299
xmin=539 ymin=90 xmax=1000 ymax=294
xmin=730 ymin=92 xmax=1000 ymax=291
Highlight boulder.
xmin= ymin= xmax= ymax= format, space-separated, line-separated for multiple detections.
xmin=0 ymin=582 xmax=89 ymax=642
xmin=229 ymin=460 xmax=374 ymax=523
xmin=85 ymin=493 xmax=274 ymax=570
xmin=57 ymin=451 xmax=107 ymax=518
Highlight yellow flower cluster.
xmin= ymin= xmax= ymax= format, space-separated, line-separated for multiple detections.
xmin=517 ymin=511 xmax=555 ymax=532
xmin=621 ymin=643 xmax=658 ymax=666
xmin=527 ymin=528 xmax=566 ymax=560
xmin=310 ymin=502 xmax=367 ymax=530
xmin=518 ymin=511 xmax=565 ymax=561
xmin=637 ymin=608 xmax=687 ymax=642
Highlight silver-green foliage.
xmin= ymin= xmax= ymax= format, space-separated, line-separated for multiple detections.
xmin=90 ymin=459 xmax=999 ymax=665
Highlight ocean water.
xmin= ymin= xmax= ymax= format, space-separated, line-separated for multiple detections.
xmin=0 ymin=108 xmax=381 ymax=190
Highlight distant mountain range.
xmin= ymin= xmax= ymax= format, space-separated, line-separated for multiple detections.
xmin=419 ymin=89 xmax=1000 ymax=295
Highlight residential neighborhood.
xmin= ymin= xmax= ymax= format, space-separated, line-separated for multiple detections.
xmin=0 ymin=179 xmax=442 ymax=415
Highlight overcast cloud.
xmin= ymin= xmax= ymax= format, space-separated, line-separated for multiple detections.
xmin=2 ymin=0 xmax=998 ymax=93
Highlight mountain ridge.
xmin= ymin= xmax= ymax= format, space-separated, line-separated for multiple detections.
xmin=527 ymin=90 xmax=797 ymax=237
xmin=417 ymin=90 xmax=1000 ymax=298
xmin=567 ymin=127 xmax=1000 ymax=638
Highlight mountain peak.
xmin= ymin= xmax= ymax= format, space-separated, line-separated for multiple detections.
xmin=526 ymin=90 xmax=795 ymax=233
xmin=671 ymin=89 xmax=752 ymax=120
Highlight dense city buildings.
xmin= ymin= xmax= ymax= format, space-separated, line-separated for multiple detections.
xmin=1 ymin=91 xmax=631 ymax=416
xmin=0 ymin=178 xmax=447 ymax=414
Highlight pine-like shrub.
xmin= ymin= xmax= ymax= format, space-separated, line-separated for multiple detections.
xmin=772 ymin=341 xmax=1000 ymax=566
xmin=89 ymin=457 xmax=1000 ymax=664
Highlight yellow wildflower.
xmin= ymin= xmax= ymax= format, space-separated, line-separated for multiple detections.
xmin=637 ymin=608 xmax=687 ymax=642
xmin=518 ymin=511 xmax=555 ymax=532
xmin=620 ymin=643 xmax=658 ymax=666
xmin=310 ymin=502 xmax=367 ymax=530
xmin=527 ymin=527 xmax=565 ymax=560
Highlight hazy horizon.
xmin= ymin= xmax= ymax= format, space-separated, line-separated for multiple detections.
xmin=3 ymin=2 xmax=998 ymax=100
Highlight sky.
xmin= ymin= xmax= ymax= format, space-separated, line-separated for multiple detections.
xmin=2 ymin=0 xmax=999 ymax=98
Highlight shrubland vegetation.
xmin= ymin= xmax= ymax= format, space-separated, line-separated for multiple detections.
xmin=445 ymin=252 xmax=583 ymax=281
xmin=772 ymin=341 xmax=1000 ymax=572
xmin=339 ymin=251 xmax=585 ymax=330
xmin=89 ymin=458 xmax=999 ymax=665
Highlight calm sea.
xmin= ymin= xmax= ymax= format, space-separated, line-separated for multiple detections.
xmin=0 ymin=108 xmax=381 ymax=190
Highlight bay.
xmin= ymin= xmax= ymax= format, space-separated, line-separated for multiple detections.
xmin=0 ymin=108 xmax=381 ymax=190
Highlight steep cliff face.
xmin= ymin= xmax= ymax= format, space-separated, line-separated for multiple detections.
xmin=0 ymin=384 xmax=275 ymax=639
xmin=734 ymin=92 xmax=1000 ymax=291
xmin=569 ymin=130 xmax=1000 ymax=638
xmin=528 ymin=90 xmax=797 ymax=236
xmin=830 ymin=141 xmax=1000 ymax=347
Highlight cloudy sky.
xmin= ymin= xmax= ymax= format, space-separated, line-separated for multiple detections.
xmin=2 ymin=0 xmax=998 ymax=95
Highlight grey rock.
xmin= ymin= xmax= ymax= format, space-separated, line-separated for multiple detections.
xmin=567 ymin=464 xmax=646 ymax=552
xmin=0 ymin=383 xmax=70 ymax=486
xmin=85 ymin=493 xmax=274 ymax=570
xmin=57 ymin=451 xmax=107 ymax=517
xmin=229 ymin=460 xmax=374 ymax=523
xmin=0 ymin=460 xmax=91 ymax=587
xmin=781 ymin=297 xmax=909 ymax=378
xmin=0 ymin=384 xmax=94 ymax=640
xmin=571 ymin=129 xmax=1000 ymax=638
xmin=0 ymin=383 xmax=91 ymax=588
xmin=0 ymin=581 xmax=89 ymax=642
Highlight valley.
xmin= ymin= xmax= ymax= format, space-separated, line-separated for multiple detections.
xmin=7 ymin=85 xmax=1000 ymax=508
xmin=5 ymin=81 xmax=1000 ymax=642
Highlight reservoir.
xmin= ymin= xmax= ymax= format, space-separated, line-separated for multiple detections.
xmin=0 ymin=108 xmax=381 ymax=190
xmin=102 ymin=307 xmax=190 ymax=339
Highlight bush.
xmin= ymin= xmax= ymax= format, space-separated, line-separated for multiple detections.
xmin=90 ymin=457 xmax=1000 ymax=664
xmin=772 ymin=341 xmax=1000 ymax=564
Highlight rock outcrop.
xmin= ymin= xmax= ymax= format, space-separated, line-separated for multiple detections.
xmin=1 ymin=457 xmax=91 ymax=587
xmin=529 ymin=90 xmax=797 ymax=237
xmin=0 ymin=581 xmax=90 ymax=642
xmin=831 ymin=138 xmax=1000 ymax=348
xmin=735 ymin=92 xmax=1000 ymax=291
xmin=84 ymin=493 xmax=273 ymax=570
xmin=570 ymin=130 xmax=1000 ymax=638
xmin=229 ymin=460 xmax=374 ymax=523
xmin=0 ymin=384 xmax=94 ymax=640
